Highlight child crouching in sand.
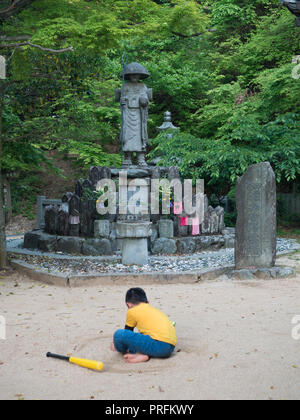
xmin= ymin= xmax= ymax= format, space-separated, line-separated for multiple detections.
xmin=110 ymin=287 xmax=177 ymax=363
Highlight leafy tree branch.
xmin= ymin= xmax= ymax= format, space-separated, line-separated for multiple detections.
xmin=0 ymin=0 xmax=35 ymax=21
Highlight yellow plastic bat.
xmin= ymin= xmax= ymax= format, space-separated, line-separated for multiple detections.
xmin=46 ymin=352 xmax=103 ymax=371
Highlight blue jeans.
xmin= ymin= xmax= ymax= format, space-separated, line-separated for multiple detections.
xmin=113 ymin=329 xmax=175 ymax=358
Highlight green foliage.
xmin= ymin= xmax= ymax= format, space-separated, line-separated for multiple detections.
xmin=0 ymin=0 xmax=299 ymax=208
xmin=10 ymin=174 xmax=41 ymax=219
xmin=149 ymin=110 xmax=300 ymax=196
xmin=1 ymin=99 xmax=58 ymax=173
xmin=60 ymin=140 xmax=121 ymax=170
xmin=168 ymin=0 xmax=209 ymax=36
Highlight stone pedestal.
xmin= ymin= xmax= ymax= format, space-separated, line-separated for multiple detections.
xmin=116 ymin=222 xmax=152 ymax=266
xmin=94 ymin=220 xmax=110 ymax=239
xmin=121 ymin=238 xmax=149 ymax=266
xmin=118 ymin=174 xmax=151 ymax=222
xmin=158 ymin=219 xmax=174 ymax=238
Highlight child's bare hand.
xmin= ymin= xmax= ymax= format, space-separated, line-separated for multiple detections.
xmin=110 ymin=342 xmax=116 ymax=352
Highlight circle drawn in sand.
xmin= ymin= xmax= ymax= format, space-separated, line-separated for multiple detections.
xmin=74 ymin=334 xmax=182 ymax=374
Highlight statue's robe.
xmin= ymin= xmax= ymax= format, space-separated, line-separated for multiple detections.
xmin=116 ymin=83 xmax=152 ymax=152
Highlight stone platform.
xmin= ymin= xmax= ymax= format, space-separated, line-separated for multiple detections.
xmin=6 ymin=236 xmax=299 ymax=287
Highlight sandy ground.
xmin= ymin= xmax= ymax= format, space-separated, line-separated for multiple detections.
xmin=0 ymin=251 xmax=300 ymax=401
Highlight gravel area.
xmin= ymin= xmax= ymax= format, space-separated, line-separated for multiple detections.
xmin=7 ymin=237 xmax=299 ymax=276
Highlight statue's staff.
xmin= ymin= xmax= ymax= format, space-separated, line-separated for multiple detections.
xmin=120 ymin=53 xmax=127 ymax=166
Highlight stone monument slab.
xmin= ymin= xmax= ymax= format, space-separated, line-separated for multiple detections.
xmin=235 ymin=162 xmax=276 ymax=269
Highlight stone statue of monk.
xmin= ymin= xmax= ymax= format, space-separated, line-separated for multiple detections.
xmin=115 ymin=62 xmax=152 ymax=167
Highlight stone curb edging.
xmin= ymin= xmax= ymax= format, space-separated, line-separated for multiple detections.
xmin=11 ymin=259 xmax=68 ymax=287
xmin=10 ymin=259 xmax=234 ymax=287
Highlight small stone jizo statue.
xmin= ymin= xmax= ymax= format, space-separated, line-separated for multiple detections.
xmin=115 ymin=62 xmax=152 ymax=167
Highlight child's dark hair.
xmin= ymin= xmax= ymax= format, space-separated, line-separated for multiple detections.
xmin=126 ymin=288 xmax=148 ymax=304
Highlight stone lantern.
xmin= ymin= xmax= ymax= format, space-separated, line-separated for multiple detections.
xmin=281 ymin=0 xmax=300 ymax=26
xmin=157 ymin=111 xmax=178 ymax=138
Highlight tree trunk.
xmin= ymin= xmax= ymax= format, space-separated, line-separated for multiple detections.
xmin=3 ymin=177 xmax=12 ymax=222
xmin=0 ymin=82 xmax=7 ymax=269
xmin=0 ymin=177 xmax=6 ymax=269
xmin=0 ymin=0 xmax=35 ymax=21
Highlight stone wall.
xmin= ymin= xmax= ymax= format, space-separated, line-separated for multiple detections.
xmin=23 ymin=226 xmax=234 ymax=256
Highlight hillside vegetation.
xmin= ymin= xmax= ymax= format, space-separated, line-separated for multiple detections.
xmin=0 ymin=0 xmax=299 ymax=213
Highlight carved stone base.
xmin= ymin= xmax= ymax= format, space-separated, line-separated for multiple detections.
xmin=121 ymin=238 xmax=149 ymax=266
xmin=229 ymin=266 xmax=296 ymax=280
xmin=116 ymin=221 xmax=152 ymax=266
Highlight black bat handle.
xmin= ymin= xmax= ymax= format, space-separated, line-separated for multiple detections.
xmin=46 ymin=352 xmax=69 ymax=361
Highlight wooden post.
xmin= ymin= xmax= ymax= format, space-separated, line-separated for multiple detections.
xmin=0 ymin=56 xmax=7 ymax=269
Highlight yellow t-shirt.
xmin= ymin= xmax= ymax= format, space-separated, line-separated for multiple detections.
xmin=126 ymin=303 xmax=177 ymax=347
